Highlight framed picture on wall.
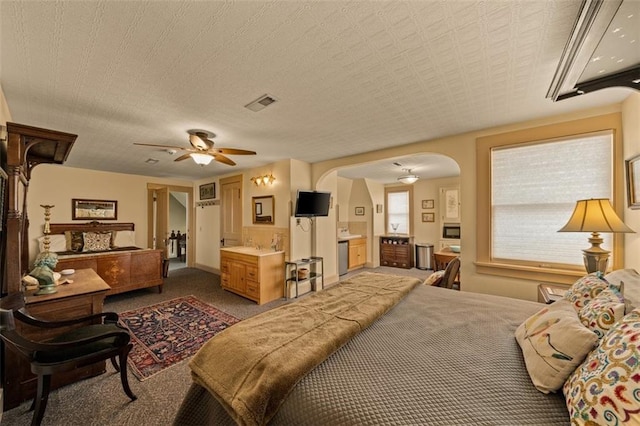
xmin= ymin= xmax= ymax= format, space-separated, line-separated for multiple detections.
xmin=422 ymin=199 xmax=434 ymax=209
xmin=422 ymin=212 xmax=435 ymax=223
xmin=199 ymin=182 xmax=216 ymax=200
xmin=627 ymin=154 xmax=640 ymax=209
xmin=355 ymin=206 xmax=365 ymax=216
xmin=72 ymin=199 xmax=118 ymax=220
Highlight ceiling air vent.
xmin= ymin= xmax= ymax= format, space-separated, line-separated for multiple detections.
xmin=245 ymin=94 xmax=278 ymax=112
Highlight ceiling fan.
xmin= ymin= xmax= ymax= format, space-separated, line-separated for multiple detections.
xmin=134 ymin=131 xmax=256 ymax=166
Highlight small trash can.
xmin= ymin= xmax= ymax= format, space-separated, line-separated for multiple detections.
xmin=415 ymin=243 xmax=434 ymax=270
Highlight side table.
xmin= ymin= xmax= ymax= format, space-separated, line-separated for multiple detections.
xmin=538 ymin=283 xmax=570 ymax=304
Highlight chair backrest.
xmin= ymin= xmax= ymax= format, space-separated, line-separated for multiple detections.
xmin=0 ymin=308 xmax=39 ymax=360
xmin=441 ymin=257 xmax=460 ymax=289
xmin=433 ymin=253 xmax=450 ymax=271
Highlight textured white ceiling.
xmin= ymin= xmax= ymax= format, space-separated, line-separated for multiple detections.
xmin=0 ymin=0 xmax=635 ymax=182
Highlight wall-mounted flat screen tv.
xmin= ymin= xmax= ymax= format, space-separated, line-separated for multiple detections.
xmin=294 ymin=190 xmax=331 ymax=217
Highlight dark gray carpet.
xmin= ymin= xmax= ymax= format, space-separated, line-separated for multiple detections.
xmin=1 ymin=266 xmax=431 ymax=425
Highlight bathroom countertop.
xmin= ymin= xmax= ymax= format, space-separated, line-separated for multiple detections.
xmin=221 ymin=246 xmax=285 ymax=257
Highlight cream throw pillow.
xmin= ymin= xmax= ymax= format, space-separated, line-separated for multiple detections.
xmin=515 ymin=299 xmax=599 ymax=394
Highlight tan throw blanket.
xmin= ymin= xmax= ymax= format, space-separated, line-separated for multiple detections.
xmin=189 ymin=272 xmax=421 ymax=426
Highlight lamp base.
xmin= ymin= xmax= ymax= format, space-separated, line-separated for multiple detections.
xmin=582 ymin=231 xmax=610 ymax=274
xmin=582 ymin=252 xmax=609 ymax=274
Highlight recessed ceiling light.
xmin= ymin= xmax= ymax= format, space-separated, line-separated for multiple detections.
xmin=145 ymin=158 xmax=159 ymax=164
xmin=616 ymin=59 xmax=624 ymax=63
xmin=598 ymin=69 xmax=606 ymax=74
xmin=619 ymin=34 xmax=626 ymax=38
xmin=613 ymin=28 xmax=621 ymax=33
xmin=592 ymin=56 xmax=602 ymax=62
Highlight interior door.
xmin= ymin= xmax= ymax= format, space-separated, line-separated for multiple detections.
xmin=220 ymin=175 xmax=243 ymax=247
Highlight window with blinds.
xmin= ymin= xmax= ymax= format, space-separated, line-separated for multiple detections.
xmin=491 ymin=131 xmax=613 ymax=267
xmin=387 ymin=189 xmax=410 ymax=235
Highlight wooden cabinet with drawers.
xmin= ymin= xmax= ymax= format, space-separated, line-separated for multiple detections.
xmin=380 ymin=236 xmax=414 ymax=269
xmin=1 ymin=269 xmax=111 ymax=410
xmin=220 ymin=247 xmax=285 ymax=304
xmin=348 ymin=237 xmax=367 ymax=270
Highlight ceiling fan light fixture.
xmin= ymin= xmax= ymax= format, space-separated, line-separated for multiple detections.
xmin=397 ymin=168 xmax=419 ymax=184
xmin=191 ymin=153 xmax=213 ymax=166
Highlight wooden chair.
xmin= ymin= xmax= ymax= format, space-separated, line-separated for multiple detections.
xmin=0 ymin=298 xmax=137 ymax=426
xmin=433 ymin=253 xmax=451 ymax=271
xmin=440 ymin=257 xmax=461 ymax=290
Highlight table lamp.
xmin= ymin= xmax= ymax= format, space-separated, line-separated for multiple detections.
xmin=558 ymin=198 xmax=634 ymax=273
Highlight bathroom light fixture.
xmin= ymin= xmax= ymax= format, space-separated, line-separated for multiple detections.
xmin=251 ymin=173 xmax=276 ymax=186
xmin=398 ymin=168 xmax=419 ymax=184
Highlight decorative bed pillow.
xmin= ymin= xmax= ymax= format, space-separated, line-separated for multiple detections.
xmin=604 ymin=269 xmax=640 ymax=313
xmin=113 ymin=230 xmax=136 ymax=247
xmin=564 ymin=273 xmax=610 ymax=311
xmin=578 ymin=288 xmax=625 ymax=339
xmin=37 ymin=234 xmax=67 ymax=253
xmin=515 ymin=299 xmax=599 ymax=393
xmin=64 ymin=230 xmax=85 ymax=252
xmin=82 ymin=232 xmax=112 ymax=252
xmin=424 ymin=270 xmax=445 ymax=286
xmin=563 ymin=308 xmax=640 ymax=424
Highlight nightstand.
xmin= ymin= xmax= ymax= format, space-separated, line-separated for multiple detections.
xmin=538 ymin=283 xmax=570 ymax=304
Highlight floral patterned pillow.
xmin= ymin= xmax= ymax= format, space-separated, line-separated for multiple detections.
xmin=564 ymin=273 xmax=610 ymax=311
xmin=82 ymin=232 xmax=112 ymax=252
xmin=578 ymin=288 xmax=626 ymax=339
xmin=515 ymin=299 xmax=599 ymax=393
xmin=563 ymin=309 xmax=640 ymax=424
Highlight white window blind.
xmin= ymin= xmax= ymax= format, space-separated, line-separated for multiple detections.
xmin=491 ymin=132 xmax=612 ymax=266
xmin=387 ymin=190 xmax=410 ymax=234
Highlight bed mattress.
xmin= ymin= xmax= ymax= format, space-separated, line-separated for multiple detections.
xmin=174 ymin=283 xmax=568 ymax=425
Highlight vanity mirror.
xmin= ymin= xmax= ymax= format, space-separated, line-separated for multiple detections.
xmin=252 ymin=195 xmax=274 ymax=225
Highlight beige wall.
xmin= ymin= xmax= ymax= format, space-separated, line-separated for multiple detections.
xmin=623 ymin=92 xmax=640 ymax=269
xmin=0 ymin=84 xmax=12 ymax=125
xmin=27 ymin=165 xmax=192 ymax=263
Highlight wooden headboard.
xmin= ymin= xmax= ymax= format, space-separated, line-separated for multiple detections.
xmin=49 ymin=221 xmax=135 ymax=235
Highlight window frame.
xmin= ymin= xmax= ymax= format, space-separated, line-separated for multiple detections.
xmin=476 ymin=113 xmax=625 ymax=283
xmin=384 ymin=186 xmax=414 ymax=236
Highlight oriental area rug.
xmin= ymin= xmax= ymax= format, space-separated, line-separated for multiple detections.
xmin=118 ymin=295 xmax=240 ymax=381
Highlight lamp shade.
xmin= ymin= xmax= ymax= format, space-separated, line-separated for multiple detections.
xmin=558 ymin=198 xmax=633 ymax=233
xmin=191 ymin=153 xmax=213 ymax=166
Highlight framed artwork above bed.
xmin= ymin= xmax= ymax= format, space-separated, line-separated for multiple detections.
xmin=72 ymin=199 xmax=118 ymax=220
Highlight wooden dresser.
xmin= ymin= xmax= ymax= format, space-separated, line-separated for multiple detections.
xmin=220 ymin=247 xmax=284 ymax=305
xmin=380 ymin=235 xmax=414 ymax=269
xmin=2 ymin=269 xmax=111 ymax=410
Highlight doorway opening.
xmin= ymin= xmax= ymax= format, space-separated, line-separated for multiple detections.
xmin=147 ymin=184 xmax=194 ymax=276
xmin=167 ymin=191 xmax=188 ymax=271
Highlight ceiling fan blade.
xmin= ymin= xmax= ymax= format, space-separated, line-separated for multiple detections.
xmin=214 ymin=148 xmax=257 ymax=155
xmin=214 ymin=154 xmax=236 ymax=166
xmin=134 ymin=143 xmax=189 ymax=150
xmin=174 ymin=153 xmax=193 ymax=162
xmin=189 ymin=133 xmax=213 ymax=150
